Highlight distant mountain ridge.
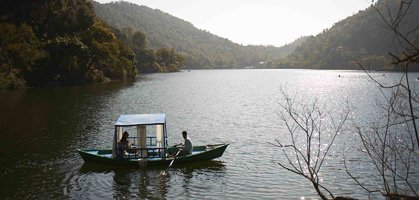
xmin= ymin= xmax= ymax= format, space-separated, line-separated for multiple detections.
xmin=270 ymin=1 xmax=419 ymax=70
xmin=92 ymin=1 xmax=301 ymax=69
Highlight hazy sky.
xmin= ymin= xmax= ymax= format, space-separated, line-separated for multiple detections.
xmin=95 ymin=0 xmax=372 ymax=47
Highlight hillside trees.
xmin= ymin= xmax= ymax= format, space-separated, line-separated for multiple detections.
xmin=0 ymin=0 xmax=137 ymax=89
xmin=92 ymin=1 xmax=295 ymax=69
xmin=0 ymin=23 xmax=44 ymax=89
xmin=273 ymin=1 xmax=419 ymax=70
xmin=114 ymin=27 xmax=184 ymax=73
xmin=156 ymin=48 xmax=185 ymax=72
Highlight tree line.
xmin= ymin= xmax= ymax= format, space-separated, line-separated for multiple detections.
xmin=112 ymin=27 xmax=184 ymax=73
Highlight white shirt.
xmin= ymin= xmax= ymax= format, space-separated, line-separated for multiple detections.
xmin=184 ymin=137 xmax=193 ymax=155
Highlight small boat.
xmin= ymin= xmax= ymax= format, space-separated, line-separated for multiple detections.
xmin=77 ymin=114 xmax=229 ymax=167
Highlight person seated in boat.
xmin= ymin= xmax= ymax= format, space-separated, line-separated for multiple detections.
xmin=116 ymin=131 xmax=132 ymax=159
xmin=172 ymin=131 xmax=193 ymax=157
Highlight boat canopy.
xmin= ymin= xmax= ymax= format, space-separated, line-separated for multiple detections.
xmin=112 ymin=114 xmax=168 ymax=159
xmin=115 ymin=114 xmax=166 ymax=126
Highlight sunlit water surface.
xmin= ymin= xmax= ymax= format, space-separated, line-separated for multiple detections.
xmin=0 ymin=69 xmax=418 ymax=199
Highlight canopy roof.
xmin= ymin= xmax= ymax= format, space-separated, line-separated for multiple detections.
xmin=115 ymin=114 xmax=166 ymax=126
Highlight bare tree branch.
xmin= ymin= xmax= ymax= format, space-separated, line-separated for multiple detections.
xmin=273 ymin=91 xmax=351 ymax=200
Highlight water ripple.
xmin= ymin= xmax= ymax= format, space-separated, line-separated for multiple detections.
xmin=1 ymin=70 xmax=418 ymax=199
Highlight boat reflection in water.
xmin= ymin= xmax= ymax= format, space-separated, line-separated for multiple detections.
xmin=78 ymin=161 xmax=226 ymax=199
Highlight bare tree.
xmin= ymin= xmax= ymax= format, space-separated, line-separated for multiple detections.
xmin=345 ymin=88 xmax=418 ymax=197
xmin=374 ymin=0 xmax=419 ymax=68
xmin=272 ymin=91 xmax=350 ymax=200
xmin=370 ymin=0 xmax=419 ymax=146
xmin=346 ymin=0 xmax=419 ymax=198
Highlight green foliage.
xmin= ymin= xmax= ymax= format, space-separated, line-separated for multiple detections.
xmin=0 ymin=0 xmax=137 ymax=89
xmin=132 ymin=31 xmax=146 ymax=50
xmin=92 ymin=1 xmax=296 ymax=69
xmin=113 ymin=27 xmax=184 ymax=73
xmin=156 ymin=48 xmax=185 ymax=72
xmin=136 ymin=49 xmax=158 ymax=73
xmin=31 ymin=0 xmax=96 ymax=37
xmin=82 ymin=22 xmax=136 ymax=81
xmin=0 ymin=22 xmax=45 ymax=89
xmin=0 ymin=68 xmax=26 ymax=90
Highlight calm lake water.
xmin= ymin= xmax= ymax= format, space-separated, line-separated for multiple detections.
xmin=0 ymin=69 xmax=418 ymax=199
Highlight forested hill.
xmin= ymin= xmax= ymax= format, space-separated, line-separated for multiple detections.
xmin=0 ymin=0 xmax=137 ymax=89
xmin=0 ymin=0 xmax=188 ymax=90
xmin=92 ymin=1 xmax=298 ymax=69
xmin=269 ymin=1 xmax=419 ymax=70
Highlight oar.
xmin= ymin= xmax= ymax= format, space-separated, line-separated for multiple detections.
xmin=160 ymin=150 xmax=180 ymax=176
xmin=169 ymin=150 xmax=180 ymax=168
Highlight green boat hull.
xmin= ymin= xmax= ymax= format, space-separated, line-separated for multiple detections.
xmin=77 ymin=144 xmax=229 ymax=167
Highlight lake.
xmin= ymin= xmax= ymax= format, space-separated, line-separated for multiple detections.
xmin=0 ymin=69 xmax=418 ymax=199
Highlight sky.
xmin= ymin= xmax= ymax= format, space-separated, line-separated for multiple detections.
xmin=95 ymin=0 xmax=372 ymax=47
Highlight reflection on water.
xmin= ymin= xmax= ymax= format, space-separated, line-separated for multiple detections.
xmin=0 ymin=70 xmax=418 ymax=199
xmin=0 ymin=81 xmax=134 ymax=199
xmin=69 ymin=161 xmax=226 ymax=199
